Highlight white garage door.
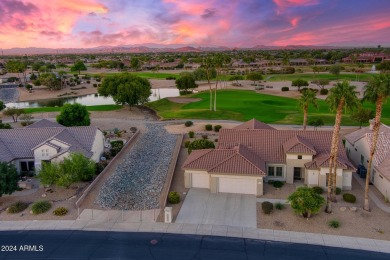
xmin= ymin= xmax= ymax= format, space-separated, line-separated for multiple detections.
xmin=192 ymin=173 xmax=210 ymax=189
xmin=219 ymin=177 xmax=257 ymax=195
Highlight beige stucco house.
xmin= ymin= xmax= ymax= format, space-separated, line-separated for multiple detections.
xmin=0 ymin=119 xmax=104 ymax=174
xmin=345 ymin=121 xmax=390 ymax=200
xmin=183 ymin=119 xmax=355 ymax=196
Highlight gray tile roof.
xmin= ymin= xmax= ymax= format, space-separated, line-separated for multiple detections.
xmin=0 ymin=120 xmax=98 ymax=162
xmin=26 ymin=119 xmax=64 ymax=128
xmin=344 ymin=124 xmax=390 ymax=144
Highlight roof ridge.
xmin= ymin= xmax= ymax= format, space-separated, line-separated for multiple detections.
xmin=182 ymin=149 xmax=214 ymax=168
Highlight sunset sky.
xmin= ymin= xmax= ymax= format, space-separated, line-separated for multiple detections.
xmin=1 ymin=0 xmax=390 ymax=49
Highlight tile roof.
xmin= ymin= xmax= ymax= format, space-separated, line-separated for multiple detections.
xmin=283 ymin=135 xmax=317 ymax=155
xmin=366 ymin=133 xmax=390 ymax=180
xmin=233 ymin=119 xmax=275 ymax=130
xmin=0 ymin=120 xmax=98 ymax=162
xmin=26 ymin=119 xmax=64 ymax=128
xmin=344 ymin=124 xmax=390 ymax=144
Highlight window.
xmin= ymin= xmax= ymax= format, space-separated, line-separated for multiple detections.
xmin=268 ymin=166 xmax=274 ymax=176
xmin=298 ymin=155 xmax=302 ymax=159
xmin=276 ymin=167 xmax=283 ymax=177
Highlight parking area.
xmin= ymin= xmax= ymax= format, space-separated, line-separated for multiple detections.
xmin=175 ymin=188 xmax=257 ymax=228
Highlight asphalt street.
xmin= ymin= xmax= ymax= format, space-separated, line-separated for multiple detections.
xmin=0 ymin=231 xmax=388 ymax=260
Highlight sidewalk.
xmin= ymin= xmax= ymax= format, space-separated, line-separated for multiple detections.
xmin=353 ymin=173 xmax=390 ymax=213
xmin=1 ymin=210 xmax=389 ymax=254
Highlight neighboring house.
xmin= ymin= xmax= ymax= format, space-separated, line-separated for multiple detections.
xmin=0 ymin=119 xmax=104 ymax=174
xmin=345 ymin=121 xmax=390 ymax=200
xmin=183 ymin=119 xmax=355 ymax=196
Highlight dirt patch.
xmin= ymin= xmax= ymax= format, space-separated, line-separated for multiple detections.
xmin=257 ymin=177 xmax=390 ymax=240
xmin=167 ymin=97 xmax=202 ymax=104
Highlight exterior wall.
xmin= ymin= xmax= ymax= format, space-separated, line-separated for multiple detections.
xmin=342 ymin=171 xmax=352 ymax=190
xmin=266 ymin=163 xmax=286 ymax=182
xmin=346 ymin=139 xmax=371 ymax=170
xmin=285 ymin=154 xmax=313 ymax=184
xmin=373 ymin=169 xmax=390 ymax=200
xmin=319 ymin=167 xmax=350 ymax=190
xmin=33 ymin=144 xmax=59 ymax=172
xmin=306 ymin=169 xmax=319 ymax=186
xmin=210 ymin=176 xmax=217 ymax=193
xmin=90 ymin=130 xmax=105 ymax=162
xmin=184 ymin=170 xmax=209 ymax=188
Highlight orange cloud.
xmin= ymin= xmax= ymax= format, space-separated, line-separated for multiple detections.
xmin=273 ymin=0 xmax=319 ymax=8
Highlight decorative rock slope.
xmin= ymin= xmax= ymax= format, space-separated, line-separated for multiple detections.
xmin=96 ymin=123 xmax=178 ymax=210
xmin=0 ymin=88 xmax=19 ymax=104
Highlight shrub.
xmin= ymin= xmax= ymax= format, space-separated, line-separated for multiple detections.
xmin=110 ymin=140 xmax=124 ymax=156
xmin=281 ymin=87 xmax=289 ymax=91
xmin=343 ymin=193 xmax=356 ymax=203
xmin=205 ymin=124 xmax=212 ymax=131
xmin=336 ymin=187 xmax=342 ymax=195
xmin=328 ymin=220 xmax=340 ymax=228
xmin=202 ymin=134 xmax=208 ymax=139
xmin=188 ymin=139 xmax=215 ymax=154
xmin=262 ymin=201 xmax=273 ymax=214
xmin=53 ymin=207 xmax=68 ymax=216
xmin=214 ymin=138 xmax=218 ymax=142
xmin=320 ymin=88 xmax=329 ymax=95
xmin=102 ymin=151 xmax=111 ymax=160
xmin=188 ymin=131 xmax=195 ymax=138
xmin=273 ymin=181 xmax=284 ymax=188
xmin=95 ymin=161 xmax=108 ymax=174
xmin=312 ymin=186 xmax=324 ymax=194
xmin=184 ymin=140 xmax=191 ymax=148
xmin=184 ymin=121 xmax=193 ymax=127
xmin=275 ymin=202 xmax=285 ymax=210
xmin=288 ymin=187 xmax=325 ymax=218
xmin=168 ymin=191 xmax=180 ymax=204
xmin=214 ymin=125 xmax=222 ymax=132
xmin=31 ymin=201 xmax=52 ymax=215
xmin=7 ymin=201 xmax=29 ymax=214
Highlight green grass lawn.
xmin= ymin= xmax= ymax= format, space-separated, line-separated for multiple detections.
xmin=265 ymin=73 xmax=374 ymax=82
xmin=78 ymin=71 xmax=180 ymax=79
xmin=24 ymin=104 xmax=122 ymax=114
xmin=147 ymin=89 xmax=390 ymax=126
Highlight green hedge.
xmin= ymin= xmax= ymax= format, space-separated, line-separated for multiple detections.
xmin=343 ymin=193 xmax=356 ymax=203
xmin=31 ymin=201 xmax=52 ymax=215
xmin=205 ymin=124 xmax=212 ymax=131
xmin=168 ymin=191 xmax=180 ymax=204
xmin=7 ymin=201 xmax=29 ymax=214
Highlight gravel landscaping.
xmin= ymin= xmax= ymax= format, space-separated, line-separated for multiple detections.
xmin=0 ymin=88 xmax=19 ymax=103
xmin=96 ymin=123 xmax=178 ymax=210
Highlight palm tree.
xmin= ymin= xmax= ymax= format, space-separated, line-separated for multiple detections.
xmin=202 ymin=55 xmax=214 ymax=111
xmin=325 ymin=81 xmax=359 ymax=213
xmin=362 ymin=73 xmax=390 ymax=211
xmin=298 ymin=89 xmax=318 ymax=130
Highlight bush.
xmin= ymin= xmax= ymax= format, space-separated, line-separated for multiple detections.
xmin=262 ymin=201 xmax=273 ymax=214
xmin=275 ymin=202 xmax=285 ymax=210
xmin=336 ymin=187 xmax=342 ymax=195
xmin=188 ymin=139 xmax=215 ymax=154
xmin=184 ymin=121 xmax=193 ymax=127
xmin=214 ymin=138 xmax=218 ymax=142
xmin=288 ymin=187 xmax=325 ymax=218
xmin=320 ymin=88 xmax=329 ymax=95
xmin=205 ymin=124 xmax=212 ymax=131
xmin=188 ymin=131 xmax=195 ymax=138
xmin=168 ymin=191 xmax=180 ymax=204
xmin=214 ymin=125 xmax=222 ymax=132
xmin=31 ymin=201 xmax=52 ymax=215
xmin=281 ymin=87 xmax=289 ymax=91
xmin=166 ymin=76 xmax=176 ymax=80
xmin=184 ymin=140 xmax=191 ymax=148
xmin=312 ymin=186 xmax=324 ymax=194
xmin=95 ymin=161 xmax=108 ymax=174
xmin=102 ymin=151 xmax=111 ymax=160
xmin=7 ymin=201 xmax=29 ymax=214
xmin=343 ymin=193 xmax=356 ymax=203
xmin=53 ymin=207 xmax=68 ymax=216
xmin=273 ymin=181 xmax=284 ymax=188
xmin=202 ymin=134 xmax=208 ymax=139
xmin=328 ymin=220 xmax=340 ymax=228
xmin=110 ymin=140 xmax=124 ymax=156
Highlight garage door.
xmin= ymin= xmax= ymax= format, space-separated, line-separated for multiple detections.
xmin=219 ymin=177 xmax=257 ymax=195
xmin=192 ymin=173 xmax=210 ymax=189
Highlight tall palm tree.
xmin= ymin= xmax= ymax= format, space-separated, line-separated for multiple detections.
xmin=298 ymin=89 xmax=318 ymax=130
xmin=362 ymin=73 xmax=390 ymax=211
xmin=325 ymin=81 xmax=359 ymax=213
xmin=202 ymin=55 xmax=214 ymax=111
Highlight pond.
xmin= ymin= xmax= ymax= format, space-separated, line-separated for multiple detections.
xmin=5 ymin=88 xmax=180 ymax=108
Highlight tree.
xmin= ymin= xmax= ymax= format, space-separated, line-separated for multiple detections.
xmin=56 ymin=103 xmax=90 ymax=126
xmin=291 ymin=79 xmax=309 ymax=91
xmin=192 ymin=67 xmax=216 ymax=81
xmin=246 ymin=72 xmax=263 ymax=84
xmin=175 ymin=74 xmax=198 ymax=93
xmin=3 ymin=107 xmax=25 ymax=122
xmin=288 ymin=187 xmax=325 ymax=218
xmin=98 ymin=73 xmax=151 ymax=108
xmin=325 ymin=81 xmax=359 ymax=213
xmin=38 ymin=162 xmax=61 ymax=186
xmin=0 ymin=120 xmax=12 ymax=129
xmin=20 ymin=114 xmax=34 ymax=126
xmin=130 ymin=57 xmax=141 ymax=70
xmin=70 ymin=60 xmax=87 ymax=74
xmin=201 ymin=55 xmax=216 ymax=111
xmin=351 ymin=106 xmax=374 ymax=129
xmin=298 ymin=89 xmax=318 ymax=130
xmin=5 ymin=60 xmax=27 ymax=86
xmin=188 ymin=139 xmax=215 ymax=154
xmin=0 ymin=101 xmax=5 ymax=111
xmin=377 ymin=61 xmax=390 ymax=73
xmin=229 ymin=75 xmax=244 ymax=85
xmin=362 ymin=73 xmax=390 ymax=211
xmin=39 ymin=73 xmax=61 ymax=90
xmin=309 ymin=118 xmax=324 ymax=130
xmin=329 ymin=64 xmax=341 ymax=78
xmin=312 ymin=79 xmax=330 ymax=90
xmin=0 ymin=162 xmax=18 ymax=197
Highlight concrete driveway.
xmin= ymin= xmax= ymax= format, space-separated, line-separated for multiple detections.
xmin=175 ymin=188 xmax=257 ymax=228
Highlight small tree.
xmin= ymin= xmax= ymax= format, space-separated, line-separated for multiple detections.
xmin=246 ymin=72 xmax=263 ymax=84
xmin=312 ymin=79 xmax=330 ymax=90
xmin=3 ymin=107 xmax=25 ymax=122
xmin=0 ymin=162 xmax=18 ymax=197
xmin=288 ymin=187 xmax=325 ymax=218
xmin=38 ymin=162 xmax=61 ymax=186
xmin=70 ymin=60 xmax=87 ymax=74
xmin=309 ymin=118 xmax=324 ymax=130
xmin=329 ymin=64 xmax=341 ymax=78
xmin=175 ymin=74 xmax=197 ymax=93
xmin=188 ymin=139 xmax=215 ymax=154
xmin=351 ymin=106 xmax=374 ymax=128
xmin=20 ymin=114 xmax=34 ymax=126
xmin=56 ymin=103 xmax=90 ymax=126
xmin=229 ymin=75 xmax=244 ymax=85
xmin=291 ymin=79 xmax=309 ymax=91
